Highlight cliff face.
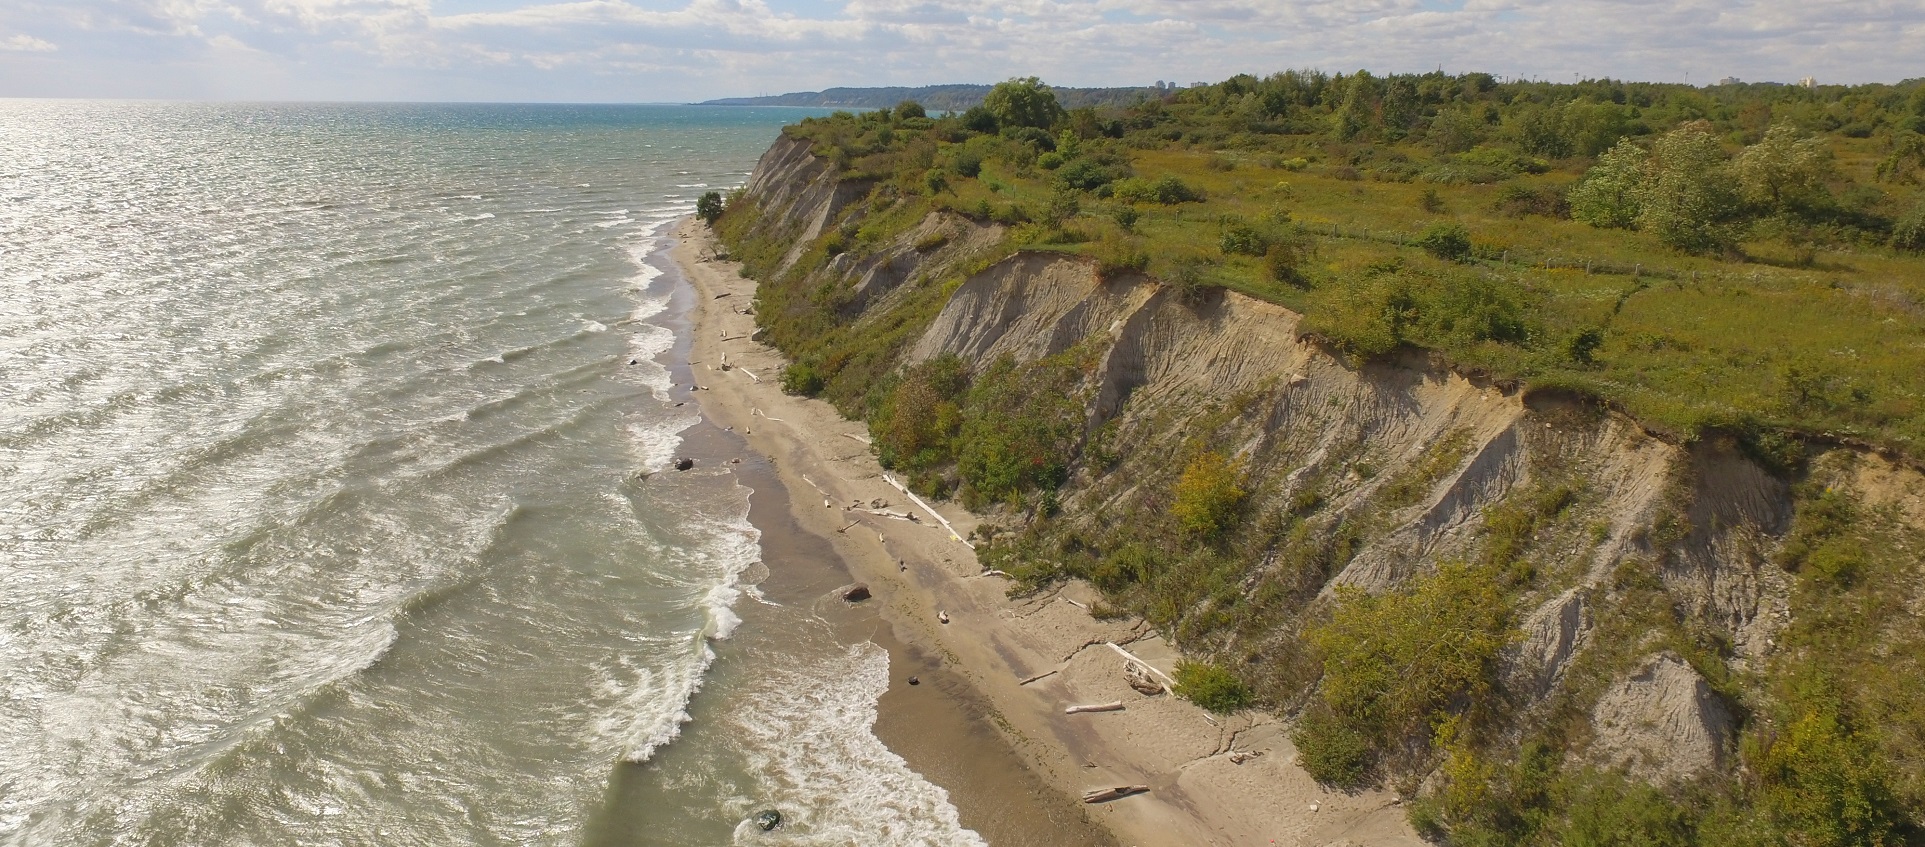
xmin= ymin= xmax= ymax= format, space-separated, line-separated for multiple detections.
xmin=722 ymin=136 xmax=1925 ymax=804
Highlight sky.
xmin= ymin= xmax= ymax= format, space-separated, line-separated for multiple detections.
xmin=0 ymin=0 xmax=1918 ymax=103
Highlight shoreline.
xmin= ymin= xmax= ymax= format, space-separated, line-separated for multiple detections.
xmin=667 ymin=217 xmax=1422 ymax=846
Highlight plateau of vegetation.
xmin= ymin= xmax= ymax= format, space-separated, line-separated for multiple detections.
xmin=712 ymin=71 xmax=1925 ymax=846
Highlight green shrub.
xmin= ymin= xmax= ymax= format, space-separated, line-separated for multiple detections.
xmin=956 ymin=354 xmax=1085 ymax=507
xmin=1219 ymin=221 xmax=1269 ymax=256
xmin=1173 ymin=451 xmax=1247 ymax=537
xmin=1305 ymin=562 xmax=1515 ymax=764
xmin=1894 ymin=199 xmax=1925 ymax=252
xmin=1055 ymin=157 xmax=1121 ymax=191
xmin=872 ymin=354 xmax=968 ymax=473
xmin=951 ymin=149 xmax=983 ymax=178
xmin=1416 ymin=222 xmax=1473 ymax=261
xmin=1418 ymin=187 xmax=1445 ymax=213
xmin=1753 ymin=701 xmax=1903 ymax=847
xmin=1174 ymin=661 xmax=1253 ymax=712
xmin=1292 ymin=706 xmax=1372 ymax=786
xmin=1558 ymin=770 xmax=1695 ymax=847
xmin=1112 ymin=174 xmax=1202 ymax=204
xmin=781 ymin=361 xmax=825 ymax=396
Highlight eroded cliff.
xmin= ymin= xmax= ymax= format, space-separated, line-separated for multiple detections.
xmin=715 ymin=133 xmax=1925 ymax=842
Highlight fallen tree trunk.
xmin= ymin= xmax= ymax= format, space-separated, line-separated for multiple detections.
xmin=1063 ymin=701 xmax=1125 ymax=714
xmin=1081 ymin=785 xmax=1149 ymax=804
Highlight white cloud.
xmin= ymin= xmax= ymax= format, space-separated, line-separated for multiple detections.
xmin=0 ymin=0 xmax=1918 ymax=100
xmin=1 ymin=33 xmax=57 ymax=52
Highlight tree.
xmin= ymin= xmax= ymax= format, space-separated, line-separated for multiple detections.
xmin=1568 ymin=139 xmax=1648 ymax=228
xmin=695 ymin=190 xmax=724 ymax=225
xmin=1333 ymin=71 xmax=1380 ymax=142
xmin=983 ymin=77 xmax=1065 ymax=130
xmin=1635 ymin=123 xmax=1739 ymax=252
xmin=894 ymin=99 xmax=926 ymax=121
xmin=1736 ymin=123 xmax=1833 ymax=216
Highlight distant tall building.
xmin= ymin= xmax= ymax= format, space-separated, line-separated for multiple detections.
xmin=1717 ymin=76 xmax=1742 ymax=86
xmin=1798 ymin=76 xmax=1818 ymax=88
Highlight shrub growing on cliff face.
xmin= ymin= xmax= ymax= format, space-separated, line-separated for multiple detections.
xmin=872 ymin=354 xmax=968 ymax=475
xmin=1294 ymin=561 xmax=1515 ymax=781
xmin=956 ymin=353 xmax=1086 ymax=508
xmin=1174 ymin=661 xmax=1253 ymax=712
xmin=780 ymin=361 xmax=825 ymax=396
xmin=1173 ymin=451 xmax=1247 ymax=538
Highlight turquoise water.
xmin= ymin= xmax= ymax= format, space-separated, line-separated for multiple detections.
xmin=0 ymin=102 xmax=982 ymax=846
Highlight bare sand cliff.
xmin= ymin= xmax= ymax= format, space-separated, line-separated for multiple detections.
xmin=669 ymin=217 xmax=1423 ymax=847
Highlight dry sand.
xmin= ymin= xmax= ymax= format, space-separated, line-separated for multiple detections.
xmin=668 ymin=218 xmax=1422 ymax=847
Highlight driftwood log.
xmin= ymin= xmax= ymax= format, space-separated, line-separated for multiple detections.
xmin=1063 ymin=701 xmax=1126 ymax=715
xmin=1081 ymin=785 xmax=1149 ymax=804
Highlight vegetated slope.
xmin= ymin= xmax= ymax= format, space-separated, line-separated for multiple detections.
xmin=712 ymin=76 xmax=1925 ymax=846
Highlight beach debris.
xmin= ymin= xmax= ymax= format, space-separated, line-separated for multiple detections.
xmin=937 ymin=610 xmax=950 ymax=624
xmin=713 ymin=292 xmax=732 ymax=299
xmin=882 ymin=473 xmax=973 ymax=549
xmin=836 ymin=583 xmax=872 ymax=603
xmin=835 ymin=520 xmax=860 ymax=534
xmin=736 ymin=367 xmax=760 ymax=383
xmin=1064 ymin=701 xmax=1126 ymax=715
xmin=1228 ymin=750 xmax=1264 ymax=764
xmin=627 ymin=358 xmax=638 ymax=365
xmin=1308 ymin=803 xmax=1320 ymax=813
xmin=907 ymin=676 xmax=920 ymax=685
xmin=1125 ymin=662 xmax=1166 ymax=696
xmin=674 ymin=458 xmax=695 ymax=471
xmin=842 ymin=432 xmax=873 ymax=445
xmin=1019 ymin=669 xmax=1059 ymax=686
xmin=1104 ymin=643 xmax=1177 ymax=688
xmin=752 ymin=809 xmax=782 ymax=831
xmin=1081 ymin=785 xmax=1149 ymax=804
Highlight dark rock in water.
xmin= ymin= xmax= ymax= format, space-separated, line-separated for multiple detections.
xmin=752 ymin=809 xmax=782 ymax=831
xmin=674 ymin=458 xmax=694 ymax=471
xmin=837 ymin=582 xmax=871 ymax=602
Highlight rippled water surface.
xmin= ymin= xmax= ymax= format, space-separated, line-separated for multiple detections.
xmin=0 ymin=101 xmax=981 ymax=847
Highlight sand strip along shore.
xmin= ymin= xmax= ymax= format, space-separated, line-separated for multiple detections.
xmin=669 ymin=217 xmax=1422 ymax=847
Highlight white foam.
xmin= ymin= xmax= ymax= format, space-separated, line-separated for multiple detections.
xmin=730 ymin=644 xmax=987 ymax=846
xmin=592 ymin=506 xmax=761 ymax=764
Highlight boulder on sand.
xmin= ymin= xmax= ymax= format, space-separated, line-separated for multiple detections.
xmin=836 ymin=582 xmax=872 ymax=602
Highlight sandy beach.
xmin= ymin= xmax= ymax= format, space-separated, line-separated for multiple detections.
xmin=668 ymin=217 xmax=1422 ymax=847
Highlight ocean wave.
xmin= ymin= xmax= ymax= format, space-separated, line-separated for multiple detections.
xmin=729 ymin=644 xmax=988 ymax=847
xmin=592 ymin=503 xmax=760 ymax=765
